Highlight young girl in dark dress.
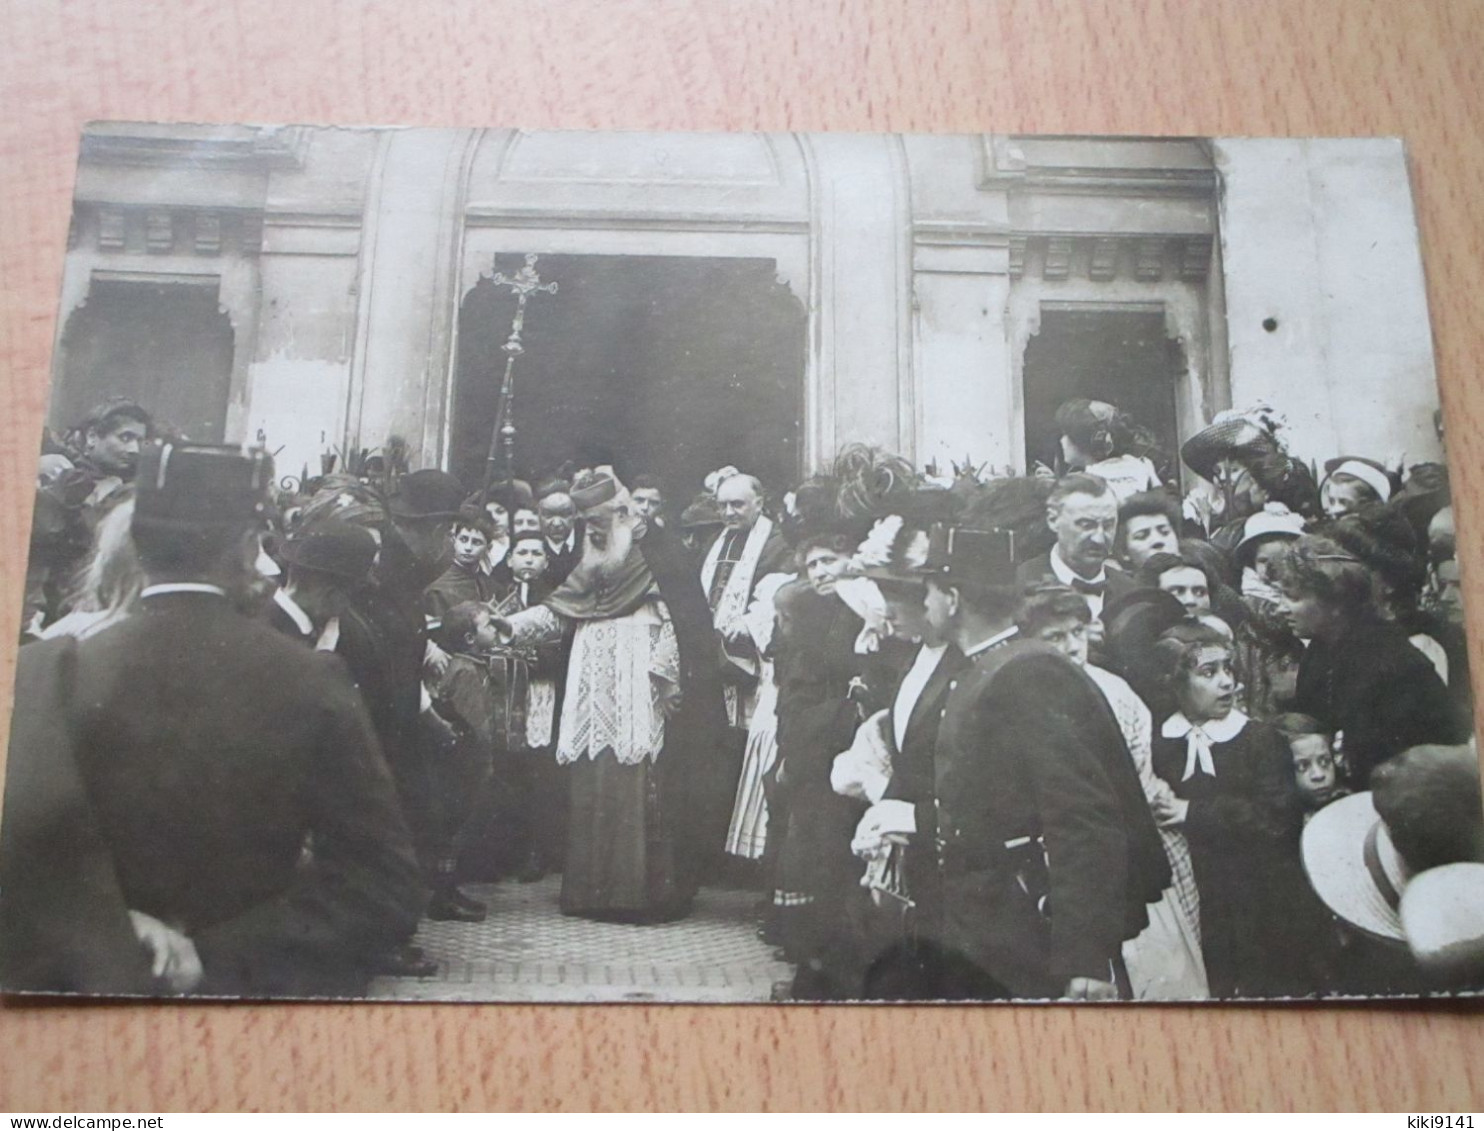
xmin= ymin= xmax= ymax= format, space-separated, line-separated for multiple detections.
xmin=1149 ymin=622 xmax=1318 ymax=997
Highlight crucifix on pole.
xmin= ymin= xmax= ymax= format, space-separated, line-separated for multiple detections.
xmin=482 ymin=253 xmax=558 ymax=498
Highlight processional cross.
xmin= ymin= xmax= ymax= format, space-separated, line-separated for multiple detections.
xmin=482 ymin=253 xmax=558 ymax=496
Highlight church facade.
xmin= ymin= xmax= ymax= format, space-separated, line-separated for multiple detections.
xmin=53 ymin=125 xmax=1442 ymax=492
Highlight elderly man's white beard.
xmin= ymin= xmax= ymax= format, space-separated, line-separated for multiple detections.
xmin=580 ymin=509 xmax=641 ymax=580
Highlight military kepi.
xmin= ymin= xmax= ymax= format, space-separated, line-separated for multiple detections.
xmin=919 ymin=523 xmax=1018 ymax=586
xmin=133 ymin=441 xmax=274 ymax=535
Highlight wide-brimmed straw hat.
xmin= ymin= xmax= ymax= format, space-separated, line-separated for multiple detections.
xmin=1301 ymin=791 xmax=1410 ymax=943
xmin=1180 ymin=416 xmax=1279 ymax=481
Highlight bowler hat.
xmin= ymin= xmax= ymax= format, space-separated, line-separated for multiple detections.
xmin=280 ymin=521 xmax=378 ymax=583
xmin=133 ymin=441 xmax=273 ymax=536
xmin=388 ymin=469 xmax=465 ymax=520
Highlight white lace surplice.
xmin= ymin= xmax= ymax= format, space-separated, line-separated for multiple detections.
xmin=506 ymin=598 xmax=678 ymax=766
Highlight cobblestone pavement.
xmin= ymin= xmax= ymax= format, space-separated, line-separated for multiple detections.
xmin=370 ymin=877 xmax=794 ymax=1002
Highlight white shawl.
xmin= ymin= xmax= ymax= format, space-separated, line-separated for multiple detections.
xmin=701 ymin=514 xmax=775 ymax=642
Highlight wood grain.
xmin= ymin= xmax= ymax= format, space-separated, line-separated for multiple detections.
xmin=3 ymin=0 xmax=1483 ymax=1112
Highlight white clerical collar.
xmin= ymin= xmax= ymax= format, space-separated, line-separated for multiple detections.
xmin=140 ymin=583 xmax=228 ymax=600
xmin=1050 ymin=545 xmax=1106 ymax=587
xmin=273 ymin=587 xmax=315 ymax=637
xmin=1161 ymin=708 xmax=1249 ymax=743
xmin=963 ymin=625 xmax=1019 ymax=658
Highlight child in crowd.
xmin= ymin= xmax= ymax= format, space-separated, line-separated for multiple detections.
xmin=426 ymin=507 xmax=499 ymax=618
xmin=1270 ymin=712 xmax=1352 ymax=818
xmin=1320 ymin=457 xmax=1394 ymax=521
xmin=425 ymin=601 xmax=504 ymax=920
xmin=1148 ymin=622 xmax=1317 ymax=997
xmin=510 ymin=504 xmax=543 ymax=540
xmin=484 ymin=532 xmax=565 ymax=882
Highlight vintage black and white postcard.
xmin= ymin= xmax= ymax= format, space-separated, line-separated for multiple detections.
xmin=2 ymin=123 xmax=1479 ymax=1003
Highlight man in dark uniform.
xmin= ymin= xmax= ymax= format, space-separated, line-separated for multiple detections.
xmin=884 ymin=523 xmax=1168 ymax=1000
xmin=2 ymin=442 xmax=424 ymax=997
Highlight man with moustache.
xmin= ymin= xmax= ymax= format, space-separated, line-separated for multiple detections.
xmin=1017 ymin=473 xmax=1136 ymax=663
xmin=496 ymin=468 xmax=725 ymax=921
xmin=536 ymin=482 xmax=581 ymax=585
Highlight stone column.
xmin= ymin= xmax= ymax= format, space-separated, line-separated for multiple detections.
xmin=347 ymin=128 xmax=477 ymax=469
xmin=912 ymin=244 xmax=1014 ymax=474
xmin=801 ymin=133 xmax=914 ymax=461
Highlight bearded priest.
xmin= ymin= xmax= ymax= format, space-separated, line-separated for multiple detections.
xmin=495 ymin=468 xmax=726 ymax=922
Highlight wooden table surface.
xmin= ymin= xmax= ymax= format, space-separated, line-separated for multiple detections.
xmin=3 ymin=0 xmax=1483 ymax=1112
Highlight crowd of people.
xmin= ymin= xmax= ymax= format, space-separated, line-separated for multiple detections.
xmin=3 ymin=392 xmax=1482 ymax=1001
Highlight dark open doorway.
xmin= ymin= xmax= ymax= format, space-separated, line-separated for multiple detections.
xmin=452 ymin=254 xmax=806 ymax=504
xmin=1021 ymin=305 xmax=1184 ymax=479
xmin=55 ymin=278 xmax=235 ymax=442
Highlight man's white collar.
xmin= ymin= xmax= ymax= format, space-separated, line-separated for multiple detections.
xmin=964 ymin=625 xmax=1018 ymax=658
xmin=140 ymin=583 xmax=228 ymax=600
xmin=1050 ymin=545 xmax=1106 ymax=585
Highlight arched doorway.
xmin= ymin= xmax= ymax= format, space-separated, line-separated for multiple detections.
xmin=1021 ymin=304 xmax=1186 ymax=481
xmin=452 ymin=253 xmax=807 ymax=502
xmin=55 ymin=277 xmax=235 ymax=442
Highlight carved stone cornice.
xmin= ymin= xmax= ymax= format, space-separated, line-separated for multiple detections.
xmin=79 ymin=125 xmax=311 ymax=171
xmin=980 ymin=135 xmax=1219 ymax=200
xmin=462 ymin=204 xmax=809 ymax=234
xmin=71 ymin=203 xmax=265 ymax=258
xmin=1008 ymin=233 xmax=1212 ymax=283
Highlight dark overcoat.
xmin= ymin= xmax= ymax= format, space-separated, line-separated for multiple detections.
xmin=0 ymin=637 xmax=153 ymax=995
xmin=932 ymin=638 xmax=1167 ymax=999
xmin=1294 ymin=619 xmax=1470 ymax=787
xmin=38 ymin=591 xmax=424 ymax=997
xmin=639 ymin=523 xmax=730 ymax=885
